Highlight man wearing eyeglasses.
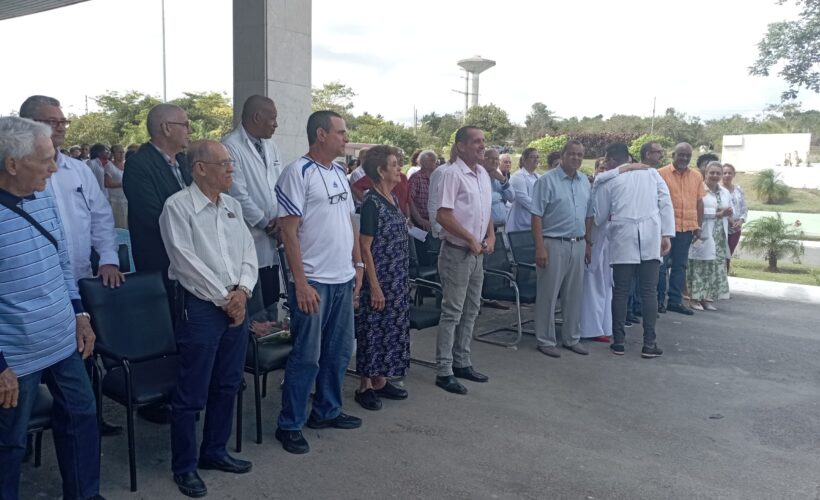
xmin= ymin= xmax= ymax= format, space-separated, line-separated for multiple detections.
xmin=123 ymin=104 xmax=193 ymax=312
xmin=159 ymin=140 xmax=257 ymax=498
xmin=222 ymin=95 xmax=284 ymax=310
xmin=274 ymin=110 xmax=364 ymax=455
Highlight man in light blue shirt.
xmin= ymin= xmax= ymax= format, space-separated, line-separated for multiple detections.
xmin=484 ymin=148 xmax=514 ymax=226
xmin=530 ymin=140 xmax=593 ymax=358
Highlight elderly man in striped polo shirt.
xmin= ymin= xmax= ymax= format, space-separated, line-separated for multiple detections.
xmin=0 ymin=117 xmax=103 ymax=500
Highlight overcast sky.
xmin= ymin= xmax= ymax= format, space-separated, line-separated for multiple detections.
xmin=1 ymin=0 xmax=816 ymax=125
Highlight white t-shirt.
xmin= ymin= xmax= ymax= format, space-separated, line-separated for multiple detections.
xmin=275 ymin=156 xmax=356 ymax=284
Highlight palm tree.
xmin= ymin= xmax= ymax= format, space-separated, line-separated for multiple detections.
xmin=741 ymin=213 xmax=804 ymax=271
xmin=752 ymin=169 xmax=790 ymax=204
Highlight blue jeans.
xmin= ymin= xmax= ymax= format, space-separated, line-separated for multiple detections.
xmin=0 ymin=351 xmax=100 ymax=500
xmin=278 ymin=279 xmax=354 ymax=430
xmin=658 ymin=231 xmax=693 ymax=306
xmin=171 ymin=293 xmax=248 ymax=474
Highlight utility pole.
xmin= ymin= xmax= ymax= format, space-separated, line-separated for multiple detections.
xmin=650 ymin=96 xmax=656 ymax=134
xmin=161 ymin=0 xmax=168 ymax=102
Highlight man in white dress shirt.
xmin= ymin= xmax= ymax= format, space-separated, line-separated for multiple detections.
xmin=506 ymin=147 xmax=540 ymax=232
xmin=222 ymin=95 xmax=284 ymax=309
xmin=19 ymin=95 xmax=123 ymax=288
xmin=593 ymin=143 xmax=675 ymax=359
xmin=160 ymin=140 xmax=258 ymax=498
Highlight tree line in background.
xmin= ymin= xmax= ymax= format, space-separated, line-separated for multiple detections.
xmin=55 ymin=83 xmax=819 ymax=164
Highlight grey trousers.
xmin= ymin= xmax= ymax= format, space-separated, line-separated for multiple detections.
xmin=612 ymin=260 xmax=660 ymax=347
xmin=535 ymin=237 xmax=585 ymax=348
xmin=435 ymin=244 xmax=484 ymax=376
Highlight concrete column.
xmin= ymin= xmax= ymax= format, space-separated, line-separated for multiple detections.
xmin=233 ymin=0 xmax=311 ymax=165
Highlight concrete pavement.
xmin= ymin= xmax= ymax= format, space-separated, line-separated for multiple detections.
xmin=18 ymin=293 xmax=820 ymax=499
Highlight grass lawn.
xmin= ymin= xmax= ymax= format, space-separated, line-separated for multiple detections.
xmin=734 ymin=172 xmax=820 ymax=214
xmin=730 ymin=258 xmax=820 ymax=287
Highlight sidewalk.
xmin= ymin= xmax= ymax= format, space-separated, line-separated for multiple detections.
xmin=729 ymin=276 xmax=820 ymax=304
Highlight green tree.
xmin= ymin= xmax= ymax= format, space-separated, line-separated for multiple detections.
xmin=349 ymin=113 xmax=419 ymax=157
xmin=64 ymin=112 xmax=118 ymax=147
xmin=741 ymin=213 xmax=804 ymax=271
xmin=311 ymin=81 xmax=356 ymax=121
xmin=95 ymin=91 xmax=161 ymax=140
xmin=750 ymin=0 xmax=820 ymax=100
xmin=528 ymin=135 xmax=568 ymax=164
xmin=172 ymin=91 xmax=233 ymax=140
xmin=419 ymin=112 xmax=462 ymax=149
xmin=753 ymin=168 xmax=791 ymax=204
xmin=464 ymin=104 xmax=513 ymax=143
xmin=522 ymin=102 xmax=559 ymax=143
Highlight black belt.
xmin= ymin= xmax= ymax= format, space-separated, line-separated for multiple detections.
xmin=443 ymin=240 xmax=472 ymax=252
xmin=544 ymin=236 xmax=585 ymax=242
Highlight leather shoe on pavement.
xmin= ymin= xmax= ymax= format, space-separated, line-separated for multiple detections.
xmin=198 ymin=454 xmax=252 ymax=474
xmin=537 ymin=345 xmax=561 ymax=358
xmin=564 ymin=343 xmax=589 ymax=355
xmin=658 ymin=303 xmax=667 ymax=314
xmin=354 ymin=389 xmax=383 ymax=411
xmin=374 ymin=381 xmax=408 ymax=400
xmin=306 ymin=412 xmax=362 ymax=430
xmin=275 ymin=428 xmax=310 ymax=454
xmin=99 ymin=420 xmax=123 ymax=437
xmin=173 ymin=471 xmax=207 ymax=498
xmin=452 ymin=366 xmax=489 ymax=383
xmin=435 ymin=375 xmax=468 ymax=395
xmin=666 ymin=302 xmax=694 ymax=315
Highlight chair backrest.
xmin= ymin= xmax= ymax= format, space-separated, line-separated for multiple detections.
xmin=90 ymin=243 xmax=131 ymax=275
xmin=483 ymin=231 xmax=512 ymax=273
xmin=507 ymin=230 xmax=536 ymax=266
xmin=79 ymin=271 xmax=176 ymax=361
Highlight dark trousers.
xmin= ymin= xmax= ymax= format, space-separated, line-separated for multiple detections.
xmin=628 ymin=271 xmax=642 ymax=315
xmin=170 ymin=293 xmax=248 ymax=474
xmin=0 ymin=351 xmax=100 ymax=500
xmin=658 ymin=231 xmax=693 ymax=306
xmin=258 ymin=266 xmax=280 ymax=309
xmin=613 ymin=261 xmax=660 ymax=347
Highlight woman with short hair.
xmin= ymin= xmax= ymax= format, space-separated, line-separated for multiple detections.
xmin=721 ymin=163 xmax=747 ymax=264
xmin=354 ymin=145 xmax=410 ymax=411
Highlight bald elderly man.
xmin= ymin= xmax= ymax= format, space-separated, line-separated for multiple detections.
xmin=160 ymin=140 xmax=257 ymax=497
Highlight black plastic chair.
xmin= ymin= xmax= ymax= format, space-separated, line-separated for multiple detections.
xmin=408 ymin=277 xmax=443 ymax=369
xmin=475 ymin=232 xmax=537 ymax=348
xmin=90 ymin=243 xmax=132 ymax=275
xmin=241 ymin=247 xmax=292 ymax=446
xmin=80 ymin=271 xmax=178 ymax=492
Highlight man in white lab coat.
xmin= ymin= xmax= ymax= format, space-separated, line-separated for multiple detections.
xmin=593 ymin=143 xmax=675 ymax=359
xmin=222 ymin=95 xmax=284 ymax=309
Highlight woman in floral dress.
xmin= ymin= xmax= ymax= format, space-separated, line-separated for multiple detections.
xmin=354 ymin=145 xmax=410 ymax=411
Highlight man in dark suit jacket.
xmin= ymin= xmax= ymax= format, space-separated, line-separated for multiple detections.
xmin=123 ymin=103 xmax=193 ymax=309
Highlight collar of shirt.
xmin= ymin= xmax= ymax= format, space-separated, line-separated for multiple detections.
xmin=557 ymin=167 xmax=583 ymax=181
xmin=149 ymin=142 xmax=179 ymax=167
xmin=189 ymin=182 xmax=226 ymax=214
xmin=0 ymin=187 xmax=35 ymax=205
xmin=241 ymin=125 xmax=264 ymax=148
xmin=453 ymin=157 xmax=482 ymax=176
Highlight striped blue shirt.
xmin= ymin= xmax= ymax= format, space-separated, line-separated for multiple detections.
xmin=0 ymin=188 xmax=78 ymax=377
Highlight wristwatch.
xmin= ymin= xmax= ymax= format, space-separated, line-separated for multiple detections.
xmin=354 ymin=262 xmax=365 ymax=270
xmin=76 ymin=312 xmax=91 ymax=321
xmin=238 ymin=285 xmax=252 ymax=299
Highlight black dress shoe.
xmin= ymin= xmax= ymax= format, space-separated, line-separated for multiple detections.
xmin=306 ymin=412 xmax=362 ymax=430
xmin=198 ymin=454 xmax=252 ymax=474
xmin=99 ymin=420 xmax=123 ymax=437
xmin=452 ymin=366 xmax=489 ymax=383
xmin=354 ymin=389 xmax=383 ymax=411
xmin=435 ymin=375 xmax=468 ymax=395
xmin=666 ymin=302 xmax=694 ymax=315
xmin=275 ymin=428 xmax=310 ymax=454
xmin=374 ymin=381 xmax=408 ymax=400
xmin=137 ymin=403 xmax=171 ymax=424
xmin=173 ymin=471 xmax=207 ymax=498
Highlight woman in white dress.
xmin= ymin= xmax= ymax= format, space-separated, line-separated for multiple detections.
xmin=86 ymin=143 xmax=109 ymax=197
xmin=580 ymin=159 xmax=612 ymax=341
xmin=105 ymin=144 xmax=128 ymax=228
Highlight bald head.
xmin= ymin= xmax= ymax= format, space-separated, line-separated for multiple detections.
xmin=672 ymin=142 xmax=693 ymax=171
xmin=189 ymin=139 xmax=234 ymax=195
xmin=147 ymin=104 xmax=185 ymax=137
xmin=241 ymin=95 xmax=278 ymax=140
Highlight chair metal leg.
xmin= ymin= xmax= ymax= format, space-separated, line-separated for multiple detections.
xmin=261 ymin=373 xmax=268 ymax=399
xmin=253 ymin=373 xmax=263 ymax=444
xmin=33 ymin=432 xmax=43 ymax=467
xmin=475 ymin=283 xmax=523 ymax=348
xmin=235 ymin=382 xmax=243 ymax=453
xmin=126 ymin=404 xmax=137 ymax=491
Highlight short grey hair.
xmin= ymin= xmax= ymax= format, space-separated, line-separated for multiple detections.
xmin=418 ymin=149 xmax=437 ymax=163
xmin=146 ymin=103 xmax=185 ymax=138
xmin=19 ymin=95 xmax=61 ymax=119
xmin=705 ymin=160 xmax=723 ymax=173
xmin=0 ymin=117 xmax=53 ymax=171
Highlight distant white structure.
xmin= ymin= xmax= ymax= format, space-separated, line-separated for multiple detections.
xmin=721 ymin=133 xmax=811 ymax=172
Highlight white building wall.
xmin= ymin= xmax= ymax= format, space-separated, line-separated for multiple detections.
xmin=721 ymin=133 xmax=811 ymax=172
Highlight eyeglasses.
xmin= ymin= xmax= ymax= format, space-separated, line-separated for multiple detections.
xmin=199 ymin=159 xmax=234 ymax=169
xmin=318 ymin=167 xmax=349 ymax=205
xmin=35 ymin=118 xmax=71 ymax=129
xmin=166 ymin=121 xmax=192 ymax=131
xmin=649 ymin=149 xmax=664 ymax=154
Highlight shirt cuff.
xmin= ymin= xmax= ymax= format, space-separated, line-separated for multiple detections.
xmin=71 ymin=299 xmax=85 ymax=314
xmin=252 ymin=214 xmax=268 ymax=230
xmin=98 ymin=250 xmax=120 ymax=267
xmin=0 ymin=352 xmax=7 ymax=373
xmin=239 ymin=274 xmax=258 ymax=294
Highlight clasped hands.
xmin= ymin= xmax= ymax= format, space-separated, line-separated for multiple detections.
xmin=222 ymin=290 xmax=247 ymax=327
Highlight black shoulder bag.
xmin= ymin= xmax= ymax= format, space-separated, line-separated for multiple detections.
xmin=0 ymin=198 xmax=59 ymax=250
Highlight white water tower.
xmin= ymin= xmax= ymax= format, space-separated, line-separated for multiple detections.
xmin=457 ymin=56 xmax=496 ymax=114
